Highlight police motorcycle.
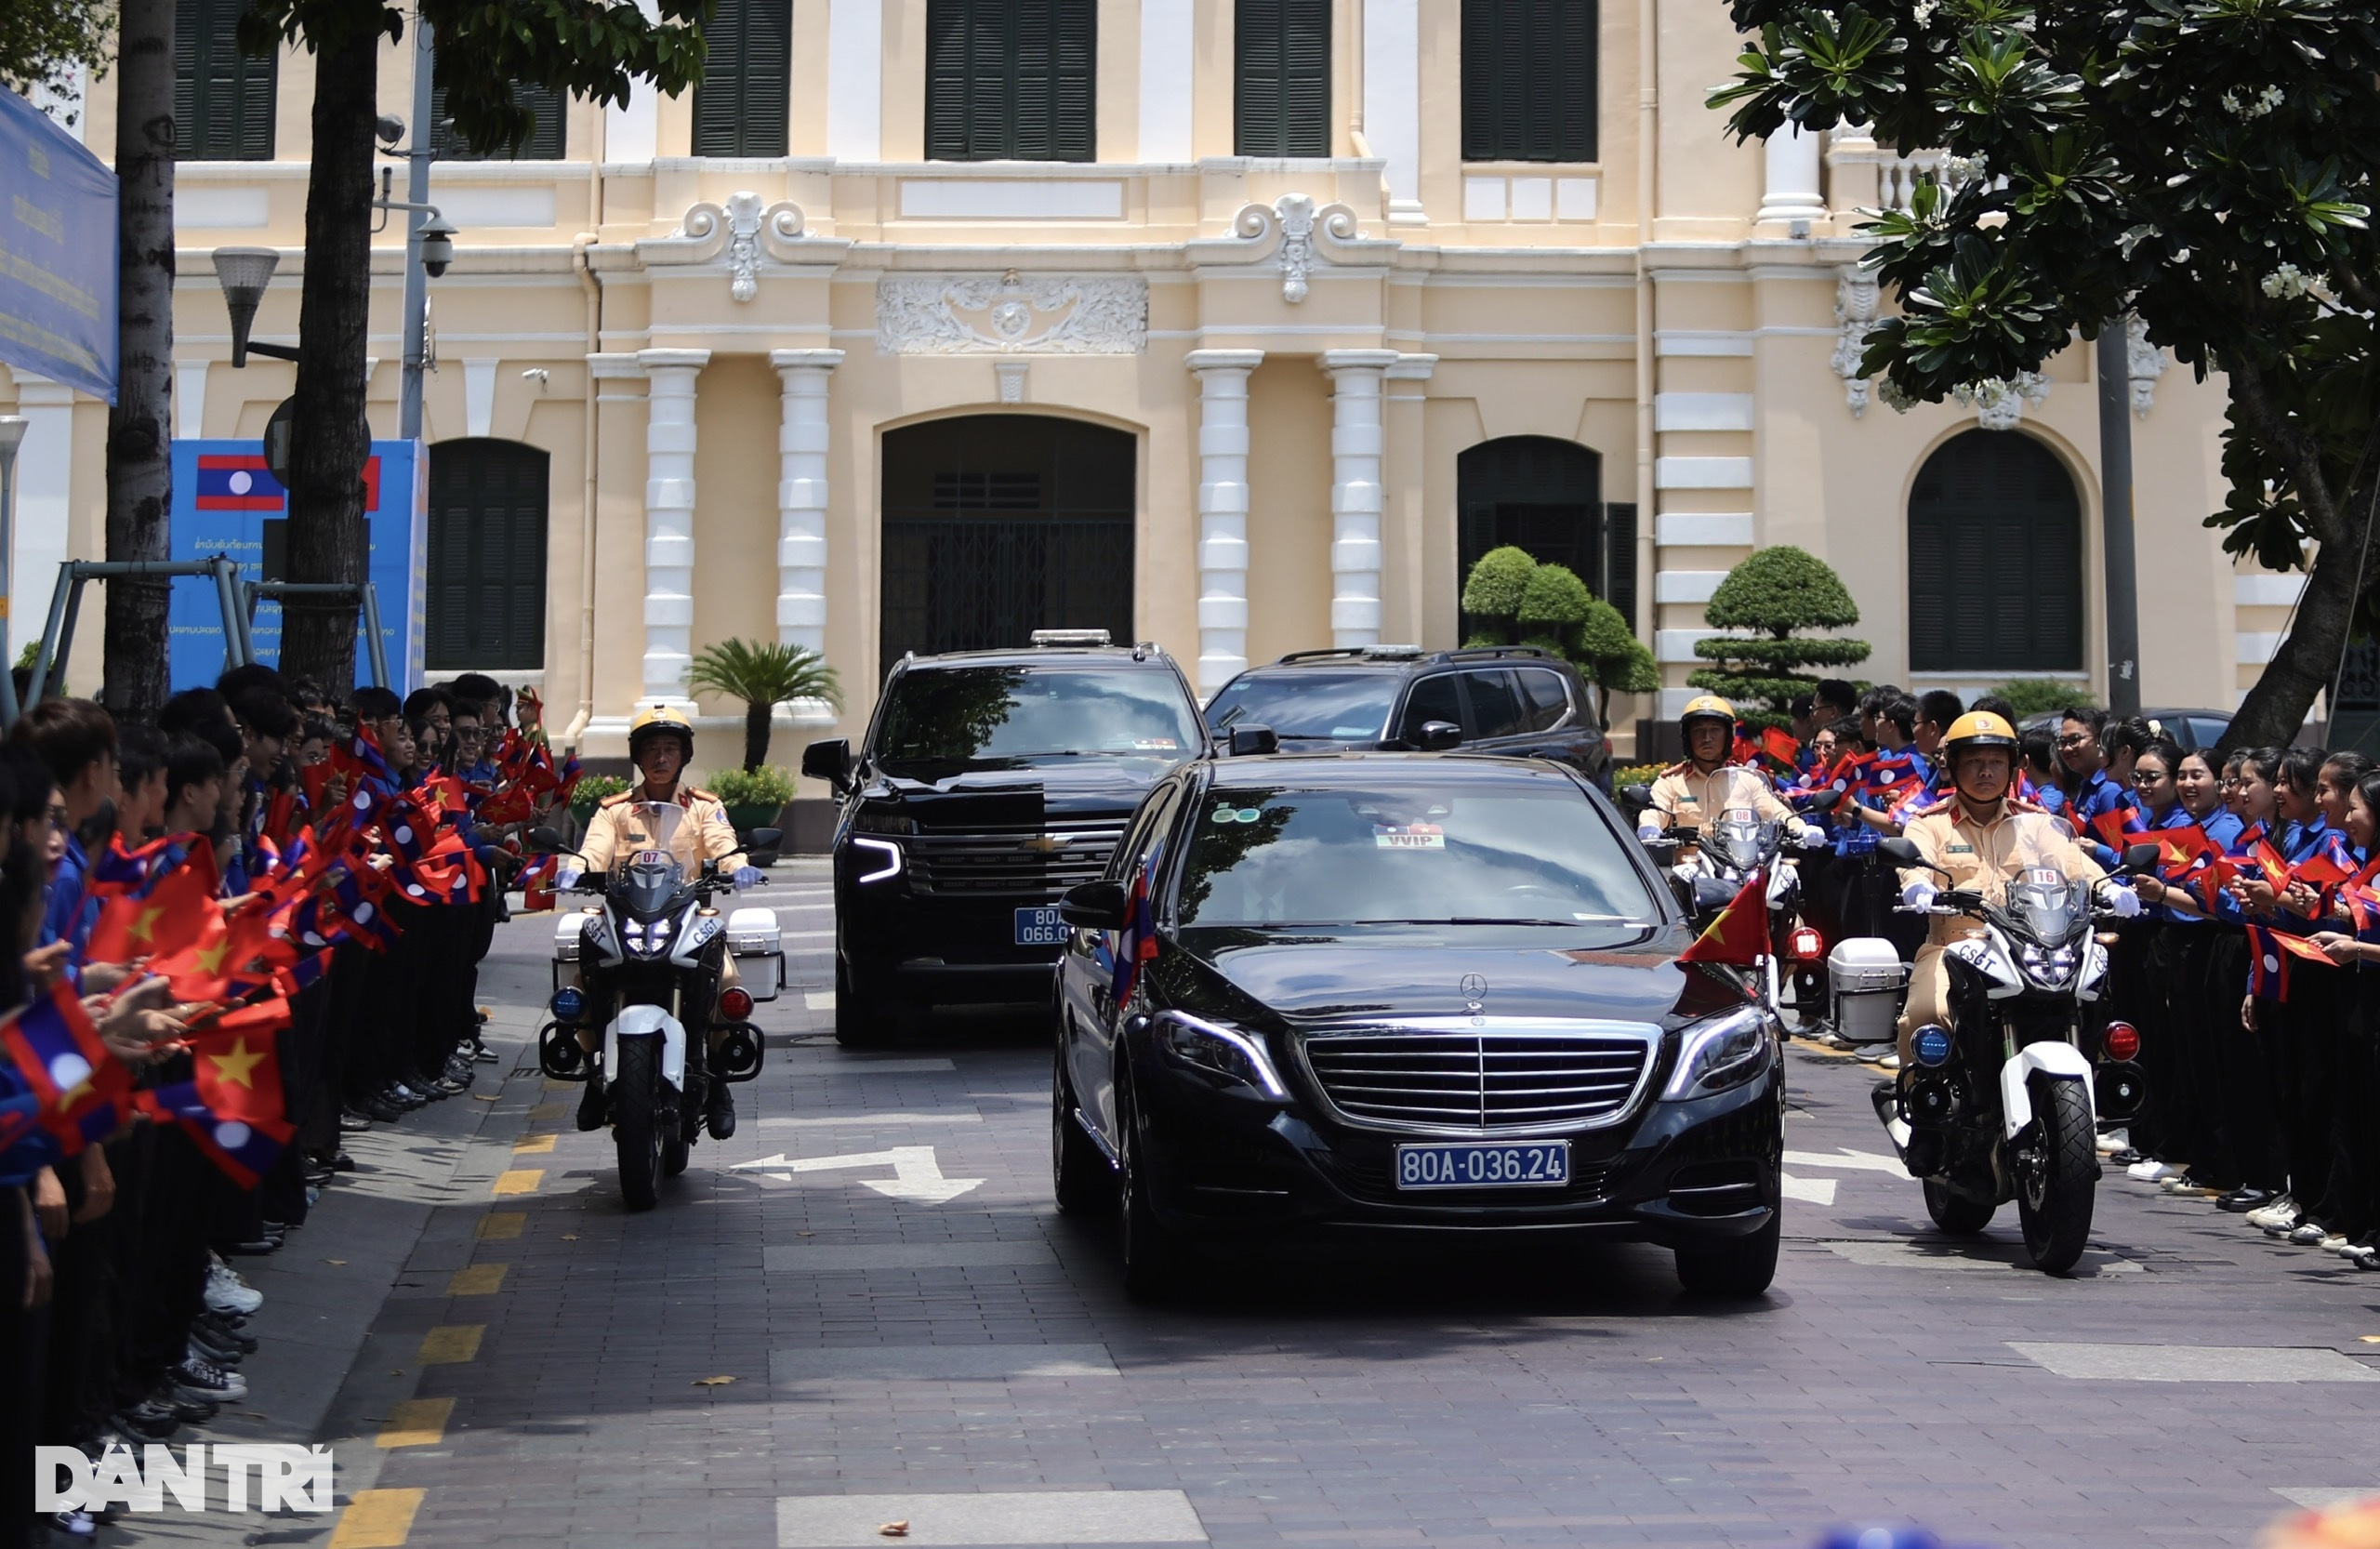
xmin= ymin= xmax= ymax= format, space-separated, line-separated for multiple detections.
xmin=1623 ymin=788 xmax=1840 ymax=1023
xmin=1852 ymin=837 xmax=2158 ymax=1274
xmin=529 ymin=805 xmax=784 ymax=1211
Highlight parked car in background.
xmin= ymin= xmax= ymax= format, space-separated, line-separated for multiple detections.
xmin=2017 ymin=708 xmax=2232 ymax=751
xmin=1202 ymin=645 xmax=1613 ymax=789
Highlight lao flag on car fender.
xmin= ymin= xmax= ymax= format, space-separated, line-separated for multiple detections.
xmin=1108 ymin=850 xmax=1162 ymax=1004
xmin=1678 ymin=869 xmax=1769 ymax=967
xmin=0 ymin=982 xmax=133 ymax=1156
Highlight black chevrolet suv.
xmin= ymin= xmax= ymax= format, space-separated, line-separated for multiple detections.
xmin=1204 ymin=645 xmax=1612 ymax=790
xmin=802 ymin=635 xmax=1210 ymax=1045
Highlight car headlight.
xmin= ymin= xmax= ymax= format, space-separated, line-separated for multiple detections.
xmin=1661 ymin=1007 xmax=1773 ymax=1101
xmin=1153 ymin=1012 xmax=1289 ymax=1097
xmin=852 ymin=835 xmax=904 ymax=883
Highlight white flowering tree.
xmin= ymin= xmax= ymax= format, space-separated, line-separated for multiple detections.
xmin=1711 ymin=0 xmax=2379 ymax=750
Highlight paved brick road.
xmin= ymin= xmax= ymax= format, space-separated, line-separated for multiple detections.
xmin=197 ymin=861 xmax=2380 ymax=1549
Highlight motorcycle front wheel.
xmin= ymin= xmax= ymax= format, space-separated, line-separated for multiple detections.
xmin=613 ymin=1035 xmax=665 ymax=1211
xmin=2016 ymin=1077 xmax=2096 ymax=1273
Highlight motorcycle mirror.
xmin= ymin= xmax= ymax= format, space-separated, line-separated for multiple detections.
xmin=747 ymin=826 xmax=783 ymax=851
xmin=2120 ymin=841 xmax=2162 ymax=876
xmin=1875 ymin=836 xmax=1929 ymax=868
xmin=1620 ymin=784 xmax=1654 ymax=812
xmin=524 ymin=826 xmax=564 ymax=855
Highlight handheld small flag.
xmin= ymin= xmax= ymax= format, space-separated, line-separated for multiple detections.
xmin=1677 ymin=869 xmax=1770 ymax=967
xmin=0 ymin=981 xmax=133 ymax=1156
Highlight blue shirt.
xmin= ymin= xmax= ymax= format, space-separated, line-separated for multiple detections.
xmin=39 ymin=834 xmax=87 ymax=949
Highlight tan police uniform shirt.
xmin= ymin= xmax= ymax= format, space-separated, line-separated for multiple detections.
xmin=1645 ymin=761 xmax=1797 ymax=830
xmin=577 ymin=786 xmax=747 ymax=876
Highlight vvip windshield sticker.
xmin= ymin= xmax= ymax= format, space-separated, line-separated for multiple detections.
xmin=1373 ymin=824 xmax=1445 ymax=850
xmin=1210 ymin=806 xmax=1263 ymax=824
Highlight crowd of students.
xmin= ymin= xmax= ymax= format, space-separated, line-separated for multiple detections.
xmin=1762 ymin=681 xmax=2379 ymax=1272
xmin=0 ymin=669 xmax=565 ymax=1546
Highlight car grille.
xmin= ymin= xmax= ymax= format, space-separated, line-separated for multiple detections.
xmin=905 ymin=821 xmax=1124 ymax=898
xmin=1301 ymin=1025 xmax=1656 ymax=1133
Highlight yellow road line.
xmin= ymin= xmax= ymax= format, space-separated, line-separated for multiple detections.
xmin=528 ymin=1102 xmax=567 ymax=1121
xmin=541 ymin=1079 xmax=575 ymax=1093
xmin=447 ymin=1264 xmax=509 ymax=1296
xmin=475 ymin=1211 xmax=524 ymax=1240
xmin=490 ymin=1169 xmax=543 ymax=1196
xmin=511 ymin=1133 xmax=556 ymax=1155
xmin=417 ymin=1325 xmax=483 ymax=1365
xmin=328 ymin=1488 xmax=425 ymax=1547
xmin=376 ymin=1397 xmax=454 ymax=1449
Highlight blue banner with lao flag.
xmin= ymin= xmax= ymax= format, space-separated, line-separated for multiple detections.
xmin=166 ymin=439 xmax=427 ymax=693
xmin=0 ymin=88 xmax=118 ymax=402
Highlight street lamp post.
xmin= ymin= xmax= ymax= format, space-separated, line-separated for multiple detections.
xmin=2096 ymin=323 xmax=2142 ymax=718
xmin=0 ymin=415 xmax=28 ymax=726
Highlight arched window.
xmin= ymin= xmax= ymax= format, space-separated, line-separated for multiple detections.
xmin=1908 ymin=430 xmax=2082 ymax=672
xmin=1456 ymin=436 xmax=1631 ymax=628
xmin=425 ymin=439 xmax=548 ymax=671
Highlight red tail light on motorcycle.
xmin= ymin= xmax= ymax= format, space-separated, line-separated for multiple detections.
xmin=2102 ymin=1021 xmax=2140 ymax=1062
xmin=719 ymin=986 xmax=755 ymax=1021
xmin=1791 ymin=927 xmax=1824 ymax=962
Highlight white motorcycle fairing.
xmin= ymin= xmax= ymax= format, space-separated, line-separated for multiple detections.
xmin=1998 ymin=1039 xmax=2094 ymax=1140
xmin=1949 ymin=933 xmax=2026 ymax=1000
xmin=2076 ymin=938 xmax=2111 ymax=1001
xmin=604 ymin=1003 xmax=687 ymax=1091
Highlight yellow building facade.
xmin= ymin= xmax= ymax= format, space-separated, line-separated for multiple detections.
xmin=4 ymin=0 xmax=2281 ymax=764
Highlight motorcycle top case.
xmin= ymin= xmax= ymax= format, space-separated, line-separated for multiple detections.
xmin=1828 ymin=937 xmax=1910 ymax=1045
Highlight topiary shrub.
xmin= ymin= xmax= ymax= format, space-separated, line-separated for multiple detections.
xmin=1990 ymin=679 xmax=2097 ymax=719
xmin=1461 ymin=547 xmax=1657 ymax=729
xmin=1688 ymin=546 xmax=1871 ymax=727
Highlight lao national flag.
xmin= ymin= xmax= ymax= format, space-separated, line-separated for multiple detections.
xmin=194 ymin=455 xmax=284 ymax=511
xmin=0 ymin=982 xmax=133 ymax=1155
xmin=1108 ymin=847 xmax=1163 ymax=1005
xmin=2246 ymin=926 xmax=2290 ymax=1001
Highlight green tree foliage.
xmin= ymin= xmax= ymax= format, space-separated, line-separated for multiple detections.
xmin=1461 ymin=546 xmax=1659 ymax=727
xmin=0 ymin=0 xmax=112 ymax=112
xmin=1688 ymin=546 xmax=1871 ymax=725
xmin=1708 ymin=0 xmax=2380 ymax=751
xmin=685 ymin=638 xmax=845 ymax=772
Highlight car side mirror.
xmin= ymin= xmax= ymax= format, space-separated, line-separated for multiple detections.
xmin=2121 ymin=841 xmax=2161 ymax=876
xmin=1414 ymin=721 xmax=1462 ymax=752
xmin=1876 ymin=837 xmax=1925 ymax=868
xmin=1803 ymin=788 xmax=1843 ymax=814
xmin=524 ymin=826 xmax=564 ymax=855
xmin=1058 ymin=879 xmax=1129 ymax=930
xmin=800 ymin=738 xmax=852 ymax=791
xmin=1227 ymin=724 xmax=1278 ymax=757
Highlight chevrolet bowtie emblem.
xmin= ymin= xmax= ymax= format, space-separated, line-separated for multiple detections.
xmin=1020 ymin=835 xmax=1063 ymax=854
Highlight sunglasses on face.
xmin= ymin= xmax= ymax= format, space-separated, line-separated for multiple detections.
xmin=2056 ymin=734 xmax=2093 ymax=749
xmin=2131 ymin=770 xmax=2168 ymax=785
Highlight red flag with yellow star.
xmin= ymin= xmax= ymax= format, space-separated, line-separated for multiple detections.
xmin=86 ymin=853 xmax=222 ymax=966
xmin=136 ymin=1002 xmax=294 ymax=1186
xmin=1677 ymin=868 xmax=1771 ymax=966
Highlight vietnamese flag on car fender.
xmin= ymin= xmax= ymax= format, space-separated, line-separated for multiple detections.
xmin=1677 ymin=869 xmax=1770 ymax=967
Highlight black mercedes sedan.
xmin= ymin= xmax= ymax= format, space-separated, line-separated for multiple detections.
xmin=1050 ymin=752 xmax=1785 ymax=1300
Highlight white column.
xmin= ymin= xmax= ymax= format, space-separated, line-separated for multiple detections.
xmin=1756 ymin=125 xmax=1827 ymax=224
xmin=1186 ymin=350 xmax=1263 ymax=695
xmin=1319 ymin=351 xmax=1398 ymax=648
xmin=10 ymin=377 xmax=75 ymax=660
xmin=1365 ymin=0 xmax=1424 ymax=223
xmin=636 ymin=349 xmax=708 ymax=707
xmin=826 ymin=0 xmax=884 ymax=159
xmin=769 ymin=349 xmax=842 ymax=655
xmin=1139 ymin=0 xmax=1195 ymax=162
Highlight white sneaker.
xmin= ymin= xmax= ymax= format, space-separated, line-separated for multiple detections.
xmin=2320 ymin=1233 xmax=2350 ymax=1252
xmin=2127 ymin=1159 xmax=2183 ymax=1182
xmin=1877 ymin=1053 xmax=1902 ymax=1072
xmin=2245 ymin=1195 xmax=2299 ymax=1230
xmin=204 ymin=1258 xmax=263 ymax=1317
xmin=2096 ymin=1128 xmax=2131 ymax=1156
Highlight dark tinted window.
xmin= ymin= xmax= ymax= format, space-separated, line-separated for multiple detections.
xmin=426 ymin=439 xmax=548 ymax=670
xmin=693 ymin=0 xmax=792 ymax=156
xmin=1399 ymin=675 xmax=1462 ymax=739
xmin=1462 ymin=669 xmax=1527 ymax=739
xmin=1909 ymin=430 xmax=2082 ymax=672
xmin=1515 ymin=668 xmax=1572 ymax=732
xmin=2188 ymin=717 xmax=2228 ymax=751
xmin=1206 ymin=671 xmax=1396 ymax=742
xmin=1461 ymin=0 xmax=1596 ymax=163
xmin=874 ymin=667 xmax=1199 ymax=768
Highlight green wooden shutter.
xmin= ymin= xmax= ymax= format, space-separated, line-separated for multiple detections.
xmin=694 ymin=0 xmax=792 ymax=156
xmin=431 ymin=67 xmax=567 ymax=160
xmin=1602 ymin=501 xmax=1636 ymax=633
xmin=1461 ymin=0 xmax=1594 ymax=163
xmin=426 ymin=440 xmax=549 ymax=671
xmin=926 ymin=0 xmax=1094 ymax=161
xmin=1236 ymin=0 xmax=1328 ymax=156
xmin=176 ymin=0 xmax=276 ymax=160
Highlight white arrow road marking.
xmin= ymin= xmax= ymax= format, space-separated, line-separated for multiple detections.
xmin=730 ymin=1145 xmax=985 ymax=1203
xmin=1780 ymin=1173 xmax=1837 ymax=1206
xmin=1783 ymin=1147 xmax=1908 ymax=1175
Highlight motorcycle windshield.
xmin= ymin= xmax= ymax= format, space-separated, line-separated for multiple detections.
xmin=619 ymin=853 xmax=684 ymax=916
xmin=610 ymin=801 xmax=703 ymax=873
xmin=1705 ymin=809 xmax=1768 ymax=874
xmin=2004 ymin=868 xmax=2083 ymax=941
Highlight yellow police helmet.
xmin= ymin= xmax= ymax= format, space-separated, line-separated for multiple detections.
xmin=1942 ymin=709 xmax=2018 ymax=760
xmin=628 ymin=703 xmax=695 ymax=760
xmin=1678 ymin=694 xmax=1736 ymax=733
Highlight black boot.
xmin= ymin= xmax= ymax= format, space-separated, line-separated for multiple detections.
xmin=706 ymin=1079 xmax=735 ymax=1140
xmin=576 ymin=1072 xmax=607 ymax=1132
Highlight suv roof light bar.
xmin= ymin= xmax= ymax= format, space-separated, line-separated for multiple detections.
xmin=1030 ymin=629 xmax=1113 ymax=647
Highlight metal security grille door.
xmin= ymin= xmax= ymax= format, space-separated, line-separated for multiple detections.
xmin=926 ymin=0 xmax=1098 ymax=161
xmin=879 ymin=417 xmax=1134 ymax=680
xmin=425 ymin=439 xmax=549 ymax=671
xmin=692 ymin=0 xmax=792 ymax=157
xmin=1908 ymin=430 xmax=2084 ymax=673
xmin=1461 ymin=0 xmax=1596 ymax=163
xmin=176 ymin=0 xmax=276 ymax=160
xmin=1236 ymin=0 xmax=1329 ymax=156
xmin=1458 ymin=437 xmax=1623 ymax=622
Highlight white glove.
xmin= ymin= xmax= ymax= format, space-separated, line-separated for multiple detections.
xmin=1637 ymin=816 xmax=1664 ymax=841
xmin=555 ymin=865 xmax=583 ymax=892
xmin=1900 ymin=879 xmax=1937 ymax=913
xmin=1796 ymin=820 xmax=1827 ymax=850
xmin=2103 ymin=883 xmax=2143 ymax=919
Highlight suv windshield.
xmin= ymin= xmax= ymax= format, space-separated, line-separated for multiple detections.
xmin=1207 ymin=672 xmax=1397 ymax=741
xmin=1177 ymin=782 xmax=1659 ymax=928
xmin=874 ymin=666 xmax=1202 ymax=770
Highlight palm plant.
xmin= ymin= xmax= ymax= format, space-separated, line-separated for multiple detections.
xmin=684 ymin=639 xmax=844 ymax=773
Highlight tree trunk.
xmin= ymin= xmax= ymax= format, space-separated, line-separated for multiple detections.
xmin=744 ymin=701 xmax=771 ymax=772
xmin=101 ymin=0 xmax=178 ymax=719
xmin=280 ymin=26 xmax=377 ymax=692
xmin=2221 ymin=492 xmax=2372 ymax=753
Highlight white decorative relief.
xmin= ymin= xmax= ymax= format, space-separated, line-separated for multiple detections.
xmin=1952 ymin=373 xmax=2051 ymax=431
xmin=875 ymin=271 xmax=1147 ymax=355
xmin=1830 ymin=266 xmax=1884 ymax=417
xmin=1233 ymin=193 xmax=1357 ymax=303
xmin=641 ymin=192 xmax=807 ymax=301
xmin=2127 ymin=313 xmax=2165 ymax=418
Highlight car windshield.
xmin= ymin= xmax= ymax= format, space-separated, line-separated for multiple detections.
xmin=874 ymin=666 xmax=1201 ymax=769
xmin=1175 ymin=782 xmax=1660 ymax=928
xmin=1206 ymin=672 xmax=1397 ymax=741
